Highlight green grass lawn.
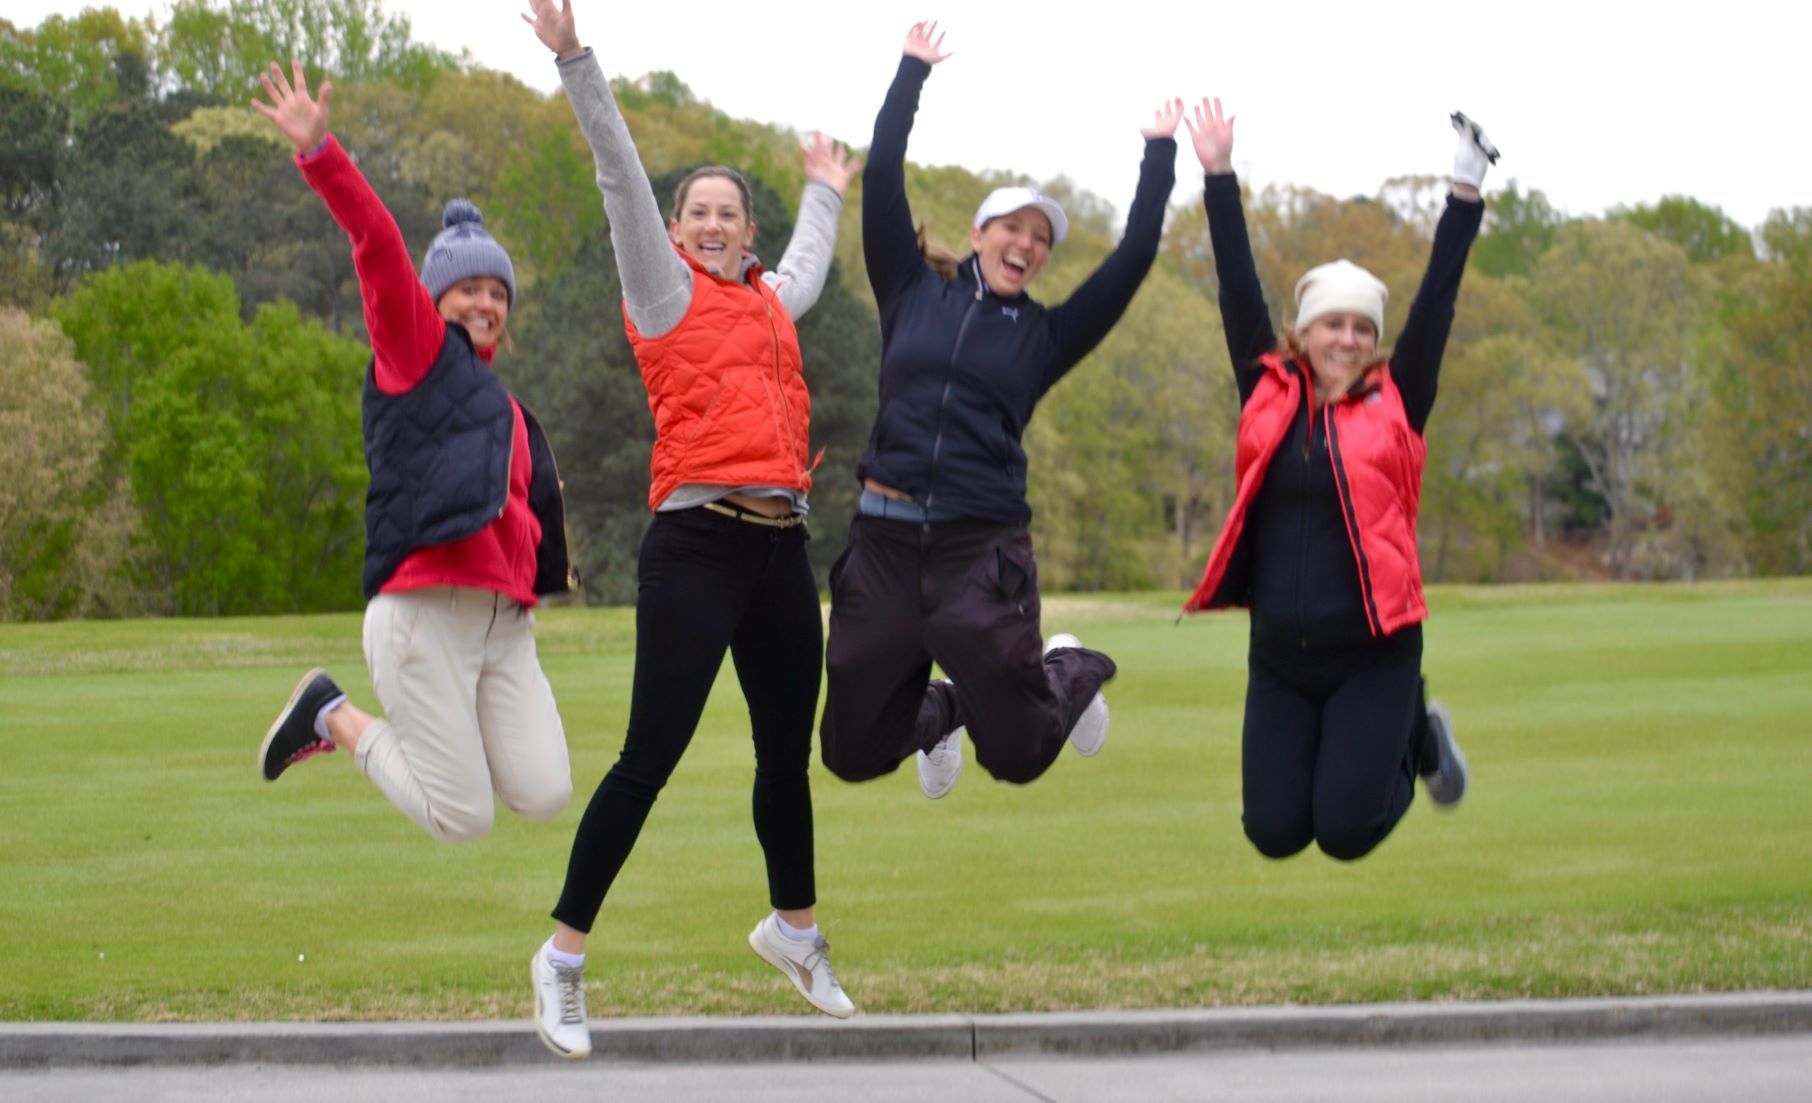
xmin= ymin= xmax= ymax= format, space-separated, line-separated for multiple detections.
xmin=2 ymin=580 xmax=1809 ymax=1021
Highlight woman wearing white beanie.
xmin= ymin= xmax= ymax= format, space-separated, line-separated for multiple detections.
xmin=1181 ymin=98 xmax=1497 ymax=862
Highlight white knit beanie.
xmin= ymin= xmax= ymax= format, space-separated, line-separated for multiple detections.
xmin=1293 ymin=259 xmax=1387 ymax=343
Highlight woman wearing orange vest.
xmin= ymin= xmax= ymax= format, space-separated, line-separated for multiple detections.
xmin=523 ymin=0 xmax=860 ymax=1059
xmin=1181 ymin=97 xmax=1496 ymax=862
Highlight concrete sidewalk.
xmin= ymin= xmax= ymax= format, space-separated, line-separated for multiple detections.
xmin=5 ymin=992 xmax=1811 ymax=1069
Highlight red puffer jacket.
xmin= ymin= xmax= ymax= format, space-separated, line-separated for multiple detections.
xmin=1185 ymin=352 xmax=1427 ymax=638
xmin=625 ymin=248 xmax=813 ymax=510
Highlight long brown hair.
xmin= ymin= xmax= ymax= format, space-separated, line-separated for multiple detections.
xmin=918 ymin=223 xmax=959 ymax=282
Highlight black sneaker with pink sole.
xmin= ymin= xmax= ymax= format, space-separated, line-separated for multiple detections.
xmin=258 ymin=668 xmax=342 ymax=781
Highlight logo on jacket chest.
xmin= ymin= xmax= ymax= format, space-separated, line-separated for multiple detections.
xmin=1000 ymin=306 xmax=1019 ymax=323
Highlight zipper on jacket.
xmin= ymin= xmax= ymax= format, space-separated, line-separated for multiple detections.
xmin=496 ymin=409 xmax=517 ymax=520
xmin=1294 ymin=368 xmax=1314 ymax=648
xmin=762 ymin=294 xmax=806 ymax=482
xmin=924 ymin=283 xmax=984 ymax=512
xmin=1325 ymin=405 xmax=1383 ymax=637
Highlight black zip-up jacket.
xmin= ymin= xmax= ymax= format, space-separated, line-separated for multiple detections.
xmin=856 ymin=56 xmax=1176 ymax=523
xmin=1204 ymin=172 xmax=1482 ymax=647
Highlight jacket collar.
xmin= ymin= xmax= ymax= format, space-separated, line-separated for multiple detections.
xmin=957 ymin=253 xmax=1033 ymax=304
xmin=673 ymin=243 xmax=765 ymax=286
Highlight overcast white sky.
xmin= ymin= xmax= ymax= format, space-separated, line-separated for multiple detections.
xmin=18 ymin=1 xmax=1812 ymax=231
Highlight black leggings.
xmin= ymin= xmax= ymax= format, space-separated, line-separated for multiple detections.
xmin=552 ymin=508 xmax=822 ymax=932
xmin=1240 ymin=625 xmax=1427 ymax=862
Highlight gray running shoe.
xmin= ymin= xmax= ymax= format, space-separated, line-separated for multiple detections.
xmin=1421 ymin=699 xmax=1469 ymax=807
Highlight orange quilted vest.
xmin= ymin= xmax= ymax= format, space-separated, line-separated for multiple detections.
xmin=625 ymin=249 xmax=814 ymax=511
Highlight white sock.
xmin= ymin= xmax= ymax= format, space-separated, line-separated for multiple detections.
xmin=776 ymin=914 xmax=819 ymax=943
xmin=313 ymin=694 xmax=347 ymax=741
xmin=543 ymin=937 xmax=585 ymax=970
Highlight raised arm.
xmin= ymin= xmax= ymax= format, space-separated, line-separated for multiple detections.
xmin=254 ymin=60 xmax=442 ymax=395
xmin=863 ymin=22 xmax=951 ymax=307
xmin=527 ymin=0 xmax=692 ymax=338
xmin=767 ymin=132 xmax=860 ymax=320
xmin=1391 ymin=112 xmax=1495 ymax=432
xmin=1040 ymin=99 xmax=1182 ymax=392
xmin=1184 ymin=96 xmax=1272 ymax=405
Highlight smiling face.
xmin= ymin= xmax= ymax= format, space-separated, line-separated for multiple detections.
xmin=670 ymin=175 xmax=756 ymax=280
xmin=1300 ymin=311 xmax=1378 ymax=397
xmin=436 ymin=276 xmax=510 ymax=351
xmin=969 ymin=206 xmax=1053 ymax=297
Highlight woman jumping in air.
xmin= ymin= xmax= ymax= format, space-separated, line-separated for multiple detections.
xmin=253 ymin=61 xmax=574 ymax=847
xmin=1181 ymin=95 xmax=1495 ymax=861
xmin=522 ymin=0 xmax=862 ymax=1059
xmin=818 ymin=21 xmax=1179 ymax=801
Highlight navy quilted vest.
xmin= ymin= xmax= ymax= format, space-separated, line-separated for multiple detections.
xmin=360 ymin=323 xmax=516 ymax=598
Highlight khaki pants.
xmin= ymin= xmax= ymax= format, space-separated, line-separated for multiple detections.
xmin=358 ymin=587 xmax=570 ymax=842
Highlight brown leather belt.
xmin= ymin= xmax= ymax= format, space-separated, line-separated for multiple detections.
xmin=701 ymin=501 xmax=806 ymax=529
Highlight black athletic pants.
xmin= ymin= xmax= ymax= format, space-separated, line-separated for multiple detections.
xmin=1241 ymin=624 xmax=1429 ymax=862
xmin=552 ymin=508 xmax=821 ymax=932
xmin=820 ymin=516 xmax=1115 ymax=785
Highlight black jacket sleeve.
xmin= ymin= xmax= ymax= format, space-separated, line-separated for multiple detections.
xmin=1041 ymin=137 xmax=1178 ymax=394
xmin=1203 ymin=172 xmax=1274 ymax=407
xmin=863 ymin=57 xmax=935 ymax=312
xmin=1391 ymin=193 xmax=1484 ymax=434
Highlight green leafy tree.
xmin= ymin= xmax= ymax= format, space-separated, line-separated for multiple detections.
xmin=1533 ymin=220 xmax=1719 ymax=578
xmin=1615 ymin=196 xmax=1755 ymax=265
xmin=0 ymin=308 xmax=142 ymax=620
xmin=50 ymin=261 xmax=366 ymax=615
xmin=1473 ymin=179 xmax=1562 ymax=279
xmin=159 ymin=0 xmax=455 ymax=101
xmin=0 ymin=10 xmax=154 ymax=129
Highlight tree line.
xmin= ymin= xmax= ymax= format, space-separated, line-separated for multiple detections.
xmin=3 ymin=2 xmax=1807 ymax=621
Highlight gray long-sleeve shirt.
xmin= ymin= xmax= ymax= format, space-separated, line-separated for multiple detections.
xmin=556 ymin=49 xmax=845 ymax=512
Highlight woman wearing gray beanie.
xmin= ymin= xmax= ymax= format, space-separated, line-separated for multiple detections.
xmin=251 ymin=62 xmax=576 ymax=849
xmin=521 ymin=0 xmax=862 ymax=1060
xmin=1181 ymin=97 xmax=1496 ymax=863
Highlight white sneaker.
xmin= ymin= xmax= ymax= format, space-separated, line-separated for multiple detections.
xmin=748 ymin=913 xmax=856 ymax=1019
xmin=918 ymin=726 xmax=964 ymax=799
xmin=1047 ymin=633 xmax=1109 ymax=756
xmin=531 ymin=944 xmax=591 ymax=1060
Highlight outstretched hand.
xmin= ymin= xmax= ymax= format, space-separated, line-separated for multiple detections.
xmin=1183 ymin=96 xmax=1235 ymax=174
xmin=1141 ymin=97 xmax=1185 ymax=140
xmin=1449 ymin=110 xmax=1497 ymax=198
xmin=251 ymin=60 xmax=331 ymax=155
xmin=903 ymin=21 xmax=952 ymax=65
xmin=803 ymin=131 xmax=863 ymax=197
xmin=522 ymin=0 xmax=582 ymax=60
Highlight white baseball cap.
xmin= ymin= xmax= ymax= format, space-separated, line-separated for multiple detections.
xmin=972 ymin=186 xmax=1069 ymax=246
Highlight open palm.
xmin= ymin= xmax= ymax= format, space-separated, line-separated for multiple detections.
xmin=251 ymin=60 xmax=331 ymax=155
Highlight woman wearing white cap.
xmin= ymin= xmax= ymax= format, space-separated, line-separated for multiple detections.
xmin=817 ymin=20 xmax=1180 ymax=799
xmin=1181 ymin=97 xmax=1496 ymax=861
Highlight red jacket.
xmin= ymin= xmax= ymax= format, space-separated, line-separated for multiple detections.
xmin=625 ymin=249 xmax=813 ymax=511
xmin=300 ymin=136 xmax=542 ymax=606
xmin=1185 ymin=352 xmax=1427 ymax=638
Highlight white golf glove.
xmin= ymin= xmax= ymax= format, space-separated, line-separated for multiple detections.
xmin=1450 ymin=110 xmax=1499 ymax=189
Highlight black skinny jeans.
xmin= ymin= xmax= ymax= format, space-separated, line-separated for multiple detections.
xmin=552 ymin=508 xmax=821 ymax=932
xmin=1241 ymin=625 xmax=1428 ymax=862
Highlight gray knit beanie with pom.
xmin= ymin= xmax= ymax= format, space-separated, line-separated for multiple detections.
xmin=420 ymin=199 xmax=516 ymax=305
